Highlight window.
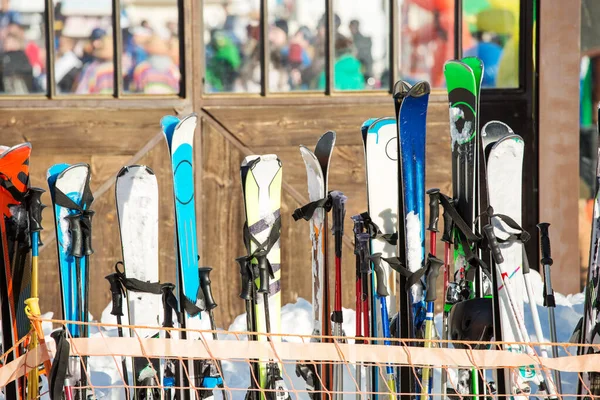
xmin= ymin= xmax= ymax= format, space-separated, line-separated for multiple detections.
xmin=202 ymin=0 xmax=523 ymax=95
xmin=0 ymin=0 xmax=183 ymax=99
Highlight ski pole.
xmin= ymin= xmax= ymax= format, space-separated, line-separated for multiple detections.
xmin=484 ymin=225 xmax=557 ymax=398
xmin=356 ymin=231 xmax=372 ymax=397
xmin=420 ymin=255 xmax=443 ymax=400
xmin=330 ymin=191 xmax=346 ymax=400
xmin=105 ymin=272 xmax=130 ymax=395
xmin=440 ymin=197 xmax=454 ymax=396
xmin=352 ymin=216 xmax=365 ymax=400
xmin=161 ymin=283 xmax=178 ymax=399
xmin=522 ymin=250 xmax=560 ymax=396
xmin=372 ymin=255 xmax=395 ymax=400
xmin=65 ymin=212 xmax=86 ymax=397
xmin=199 ymin=267 xmax=229 ymax=400
xmin=426 ymin=189 xmax=440 ymax=257
xmin=537 ymin=223 xmax=563 ymax=394
xmin=25 ymin=188 xmax=52 ymax=400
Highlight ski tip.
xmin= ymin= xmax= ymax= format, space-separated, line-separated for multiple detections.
xmin=316 ymin=130 xmax=336 ymax=151
xmin=392 ymin=80 xmax=412 ymax=98
xmin=407 ymin=81 xmax=431 ymax=98
xmin=46 ymin=163 xmax=70 ymax=186
xmin=241 ymin=154 xmax=260 ymax=168
xmin=366 ymin=117 xmax=395 ymax=134
xmin=160 ymin=115 xmax=181 ymax=138
xmin=116 ymin=164 xmax=155 ymax=178
xmin=361 ymin=118 xmax=378 ymax=130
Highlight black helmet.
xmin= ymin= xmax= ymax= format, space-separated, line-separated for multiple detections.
xmin=448 ymin=297 xmax=494 ymax=349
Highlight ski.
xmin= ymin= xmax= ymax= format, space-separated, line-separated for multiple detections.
xmin=47 ymin=161 xmax=94 ymax=397
xmin=443 ymin=58 xmax=483 ymax=398
xmin=0 ymin=143 xmax=31 ymax=400
xmin=240 ymin=154 xmax=288 ymax=400
xmin=362 ymin=117 xmax=399 ymax=397
xmin=484 ymin=127 xmax=535 ymax=397
xmin=293 ymin=131 xmax=335 ymax=398
xmin=115 ymin=165 xmax=162 ymax=399
xmin=397 ymin=81 xmax=429 ymax=396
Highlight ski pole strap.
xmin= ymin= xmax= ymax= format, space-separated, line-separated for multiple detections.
xmin=485 ymin=209 xmax=531 ymax=244
xmin=292 ymin=193 xmax=332 ymax=221
xmin=381 ymin=257 xmax=425 ymax=292
xmin=438 ymin=193 xmax=481 ymax=243
xmin=369 ymin=253 xmax=389 ymax=297
xmin=49 ymin=330 xmax=70 ymax=400
xmin=359 ymin=212 xmax=398 ymax=245
xmin=112 ymin=262 xmax=203 ymax=318
xmin=242 ymin=216 xmax=282 ymax=293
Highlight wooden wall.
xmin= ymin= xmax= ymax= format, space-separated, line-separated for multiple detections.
xmin=0 ymin=98 xmax=454 ymax=328
xmin=200 ymin=99 xmax=452 ymax=327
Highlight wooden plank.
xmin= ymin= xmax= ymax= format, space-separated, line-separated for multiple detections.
xmin=539 ymin=0 xmax=581 ymax=294
xmin=0 ymin=109 xmax=172 ymax=155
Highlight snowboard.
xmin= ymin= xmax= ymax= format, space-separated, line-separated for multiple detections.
xmin=240 ymin=154 xmax=284 ymax=397
xmin=116 ymin=165 xmax=161 ymax=397
xmin=0 ymin=143 xmax=31 ymax=400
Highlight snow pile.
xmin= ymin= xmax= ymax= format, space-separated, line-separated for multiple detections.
xmin=28 ymin=270 xmax=586 ymax=399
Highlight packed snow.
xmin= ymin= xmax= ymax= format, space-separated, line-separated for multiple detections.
xmin=24 ymin=269 xmax=587 ymax=399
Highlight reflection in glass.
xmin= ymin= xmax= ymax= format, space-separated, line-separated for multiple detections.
xmin=121 ymin=0 xmax=180 ymax=95
xmin=463 ymin=0 xmax=520 ymax=88
xmin=398 ymin=0 xmax=457 ymax=88
xmin=333 ymin=0 xmax=388 ymax=91
xmin=0 ymin=0 xmax=46 ymax=94
xmin=268 ymin=0 xmax=325 ymax=92
xmin=54 ymin=0 xmax=113 ymax=94
xmin=204 ymin=0 xmax=260 ymax=93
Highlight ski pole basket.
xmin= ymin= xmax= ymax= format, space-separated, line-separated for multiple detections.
xmin=6 ymin=313 xmax=600 ymax=399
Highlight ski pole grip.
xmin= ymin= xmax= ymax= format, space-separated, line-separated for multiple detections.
xmin=441 ymin=198 xmax=454 ymax=243
xmin=27 ymin=187 xmax=45 ymax=233
xmin=105 ymin=273 xmax=124 ymax=317
xmin=198 ymin=267 xmax=217 ymax=311
xmin=356 ymin=233 xmax=371 ymax=273
xmin=425 ymin=255 xmax=444 ymax=302
xmin=257 ymin=256 xmax=270 ymax=294
xmin=80 ymin=210 xmax=95 ymax=256
xmin=236 ymin=257 xmax=253 ymax=301
xmin=65 ymin=213 xmax=83 ymax=258
xmin=330 ymin=191 xmax=347 ymax=257
xmin=161 ymin=283 xmax=177 ymax=329
xmin=537 ymin=223 xmax=553 ymax=266
xmin=370 ymin=254 xmax=389 ymax=297
xmin=483 ymin=224 xmax=504 ymax=264
xmin=426 ymin=188 xmax=440 ymax=233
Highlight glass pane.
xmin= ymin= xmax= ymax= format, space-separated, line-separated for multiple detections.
xmin=204 ymin=0 xmax=261 ymax=93
xmin=397 ymin=0 xmax=455 ymax=88
xmin=0 ymin=0 xmax=46 ymax=95
xmin=54 ymin=0 xmax=114 ymax=95
xmin=332 ymin=0 xmax=388 ymax=91
xmin=463 ymin=0 xmax=520 ymax=88
xmin=121 ymin=0 xmax=181 ymax=95
xmin=268 ymin=0 xmax=325 ymax=92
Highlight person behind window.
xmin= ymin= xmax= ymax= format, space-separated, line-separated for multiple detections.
xmin=75 ymin=35 xmax=114 ymax=94
xmin=317 ymin=34 xmax=364 ymax=90
xmin=0 ymin=31 xmax=33 ymax=94
xmin=349 ymin=20 xmax=373 ymax=86
xmin=55 ymin=35 xmax=82 ymax=93
xmin=130 ymin=35 xmax=180 ymax=94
